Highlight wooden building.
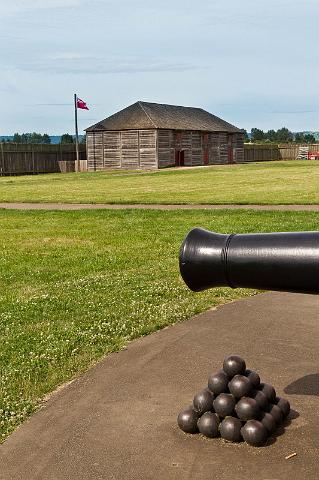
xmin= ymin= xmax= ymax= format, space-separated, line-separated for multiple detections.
xmin=85 ymin=101 xmax=244 ymax=170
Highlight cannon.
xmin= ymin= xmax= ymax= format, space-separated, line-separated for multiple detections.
xmin=179 ymin=228 xmax=319 ymax=294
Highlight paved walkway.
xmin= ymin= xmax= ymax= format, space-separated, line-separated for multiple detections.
xmin=2 ymin=202 xmax=319 ymax=211
xmin=1 ymin=292 xmax=318 ymax=480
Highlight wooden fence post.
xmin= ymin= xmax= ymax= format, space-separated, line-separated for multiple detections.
xmin=32 ymin=147 xmax=35 ymax=174
xmin=0 ymin=142 xmax=4 ymax=176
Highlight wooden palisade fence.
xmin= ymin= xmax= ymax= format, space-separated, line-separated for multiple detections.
xmin=0 ymin=142 xmax=318 ymax=175
xmin=244 ymin=144 xmax=319 ymax=162
xmin=0 ymin=143 xmax=87 ymax=176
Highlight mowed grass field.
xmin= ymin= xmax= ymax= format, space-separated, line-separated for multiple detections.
xmin=1 ymin=160 xmax=319 ymax=204
xmin=2 ymin=208 xmax=319 ymax=441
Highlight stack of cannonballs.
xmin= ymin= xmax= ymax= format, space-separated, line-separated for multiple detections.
xmin=177 ymin=355 xmax=290 ymax=447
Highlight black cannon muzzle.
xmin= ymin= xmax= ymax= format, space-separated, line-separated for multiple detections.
xmin=179 ymin=228 xmax=319 ymax=294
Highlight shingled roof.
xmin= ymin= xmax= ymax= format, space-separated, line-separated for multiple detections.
xmin=85 ymin=101 xmax=241 ymax=133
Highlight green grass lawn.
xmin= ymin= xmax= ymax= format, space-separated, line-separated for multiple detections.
xmin=1 ymin=160 xmax=319 ymax=204
xmin=1 ymin=208 xmax=319 ymax=441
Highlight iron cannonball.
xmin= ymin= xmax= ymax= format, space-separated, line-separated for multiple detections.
xmin=229 ymin=375 xmax=253 ymax=398
xmin=267 ymin=404 xmax=283 ymax=425
xmin=197 ymin=412 xmax=220 ymax=438
xmin=203 ymin=387 xmax=215 ymax=397
xmin=241 ymin=420 xmax=268 ymax=446
xmin=259 ymin=383 xmax=276 ymax=403
xmin=275 ymin=397 xmax=290 ymax=418
xmin=177 ymin=407 xmax=199 ymax=434
xmin=213 ymin=393 xmax=236 ymax=417
xmin=208 ymin=370 xmax=229 ymax=395
xmin=219 ymin=416 xmax=243 ymax=442
xmin=260 ymin=412 xmax=277 ymax=434
xmin=235 ymin=397 xmax=261 ymax=421
xmin=193 ymin=389 xmax=215 ymax=415
xmin=250 ymin=389 xmax=268 ymax=411
xmin=245 ymin=369 xmax=260 ymax=388
xmin=223 ymin=355 xmax=246 ymax=377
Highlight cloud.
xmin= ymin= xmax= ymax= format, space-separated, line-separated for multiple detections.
xmin=1 ymin=0 xmax=86 ymax=16
xmin=271 ymin=110 xmax=318 ymax=115
xmin=27 ymin=103 xmax=73 ymax=107
xmin=2 ymin=0 xmax=319 ymax=133
xmin=8 ymin=56 xmax=200 ymax=75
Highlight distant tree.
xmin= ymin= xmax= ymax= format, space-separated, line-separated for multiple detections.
xmin=295 ymin=132 xmax=316 ymax=144
xmin=80 ymin=134 xmax=86 ymax=144
xmin=250 ymin=128 xmax=265 ymax=142
xmin=13 ymin=132 xmax=22 ymax=143
xmin=244 ymin=127 xmax=315 ymax=145
xmin=276 ymin=127 xmax=293 ymax=143
xmin=294 ymin=133 xmax=304 ymax=143
xmin=304 ymin=133 xmax=316 ymax=144
xmin=242 ymin=129 xmax=250 ymax=142
xmin=30 ymin=133 xmax=41 ymax=143
xmin=60 ymin=133 xmax=74 ymax=144
xmin=22 ymin=133 xmax=36 ymax=143
xmin=11 ymin=132 xmax=51 ymax=144
xmin=42 ymin=133 xmax=51 ymax=144
xmin=266 ymin=129 xmax=277 ymax=142
xmin=19 ymin=133 xmax=29 ymax=143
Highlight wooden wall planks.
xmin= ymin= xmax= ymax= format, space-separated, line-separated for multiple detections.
xmin=87 ymin=130 xmax=246 ymax=170
xmin=158 ymin=130 xmax=175 ymax=167
xmin=139 ymin=130 xmax=157 ymax=169
xmin=87 ymin=130 xmax=157 ymax=170
xmin=0 ymin=143 xmax=86 ymax=175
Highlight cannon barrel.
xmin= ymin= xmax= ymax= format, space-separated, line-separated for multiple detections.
xmin=179 ymin=228 xmax=319 ymax=294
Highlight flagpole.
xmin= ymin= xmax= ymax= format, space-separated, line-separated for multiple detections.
xmin=74 ymin=93 xmax=80 ymax=172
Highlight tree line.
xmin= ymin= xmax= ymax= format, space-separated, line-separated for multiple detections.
xmin=0 ymin=133 xmax=86 ymax=144
xmin=1 ymin=130 xmax=316 ymax=145
xmin=245 ymin=128 xmax=316 ymax=144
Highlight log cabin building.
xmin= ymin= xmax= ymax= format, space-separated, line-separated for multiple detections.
xmin=85 ymin=101 xmax=244 ymax=170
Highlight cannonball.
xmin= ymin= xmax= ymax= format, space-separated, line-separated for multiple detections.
xmin=259 ymin=383 xmax=276 ymax=403
xmin=197 ymin=412 xmax=220 ymax=438
xmin=267 ymin=404 xmax=283 ymax=425
xmin=250 ymin=389 xmax=268 ymax=410
xmin=245 ymin=369 xmax=260 ymax=388
xmin=177 ymin=407 xmax=199 ymax=434
xmin=219 ymin=416 xmax=243 ymax=442
xmin=229 ymin=375 xmax=253 ymax=398
xmin=241 ymin=420 xmax=268 ymax=446
xmin=223 ymin=355 xmax=246 ymax=377
xmin=208 ymin=370 xmax=229 ymax=395
xmin=275 ymin=397 xmax=290 ymax=418
xmin=203 ymin=387 xmax=215 ymax=397
xmin=260 ymin=412 xmax=277 ymax=434
xmin=193 ymin=389 xmax=214 ymax=415
xmin=213 ymin=393 xmax=236 ymax=417
xmin=235 ymin=397 xmax=261 ymax=421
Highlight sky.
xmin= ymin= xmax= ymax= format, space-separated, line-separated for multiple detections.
xmin=1 ymin=0 xmax=319 ymax=134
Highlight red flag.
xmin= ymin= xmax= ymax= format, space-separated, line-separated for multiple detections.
xmin=77 ymin=98 xmax=89 ymax=110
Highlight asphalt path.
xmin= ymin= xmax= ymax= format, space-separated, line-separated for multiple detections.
xmin=1 ymin=292 xmax=318 ymax=480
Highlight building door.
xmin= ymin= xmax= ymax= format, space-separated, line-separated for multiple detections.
xmin=175 ymin=150 xmax=185 ymax=167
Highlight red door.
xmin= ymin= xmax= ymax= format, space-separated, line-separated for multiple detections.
xmin=175 ymin=150 xmax=179 ymax=166
xmin=175 ymin=150 xmax=185 ymax=166
xmin=203 ymin=149 xmax=209 ymax=165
